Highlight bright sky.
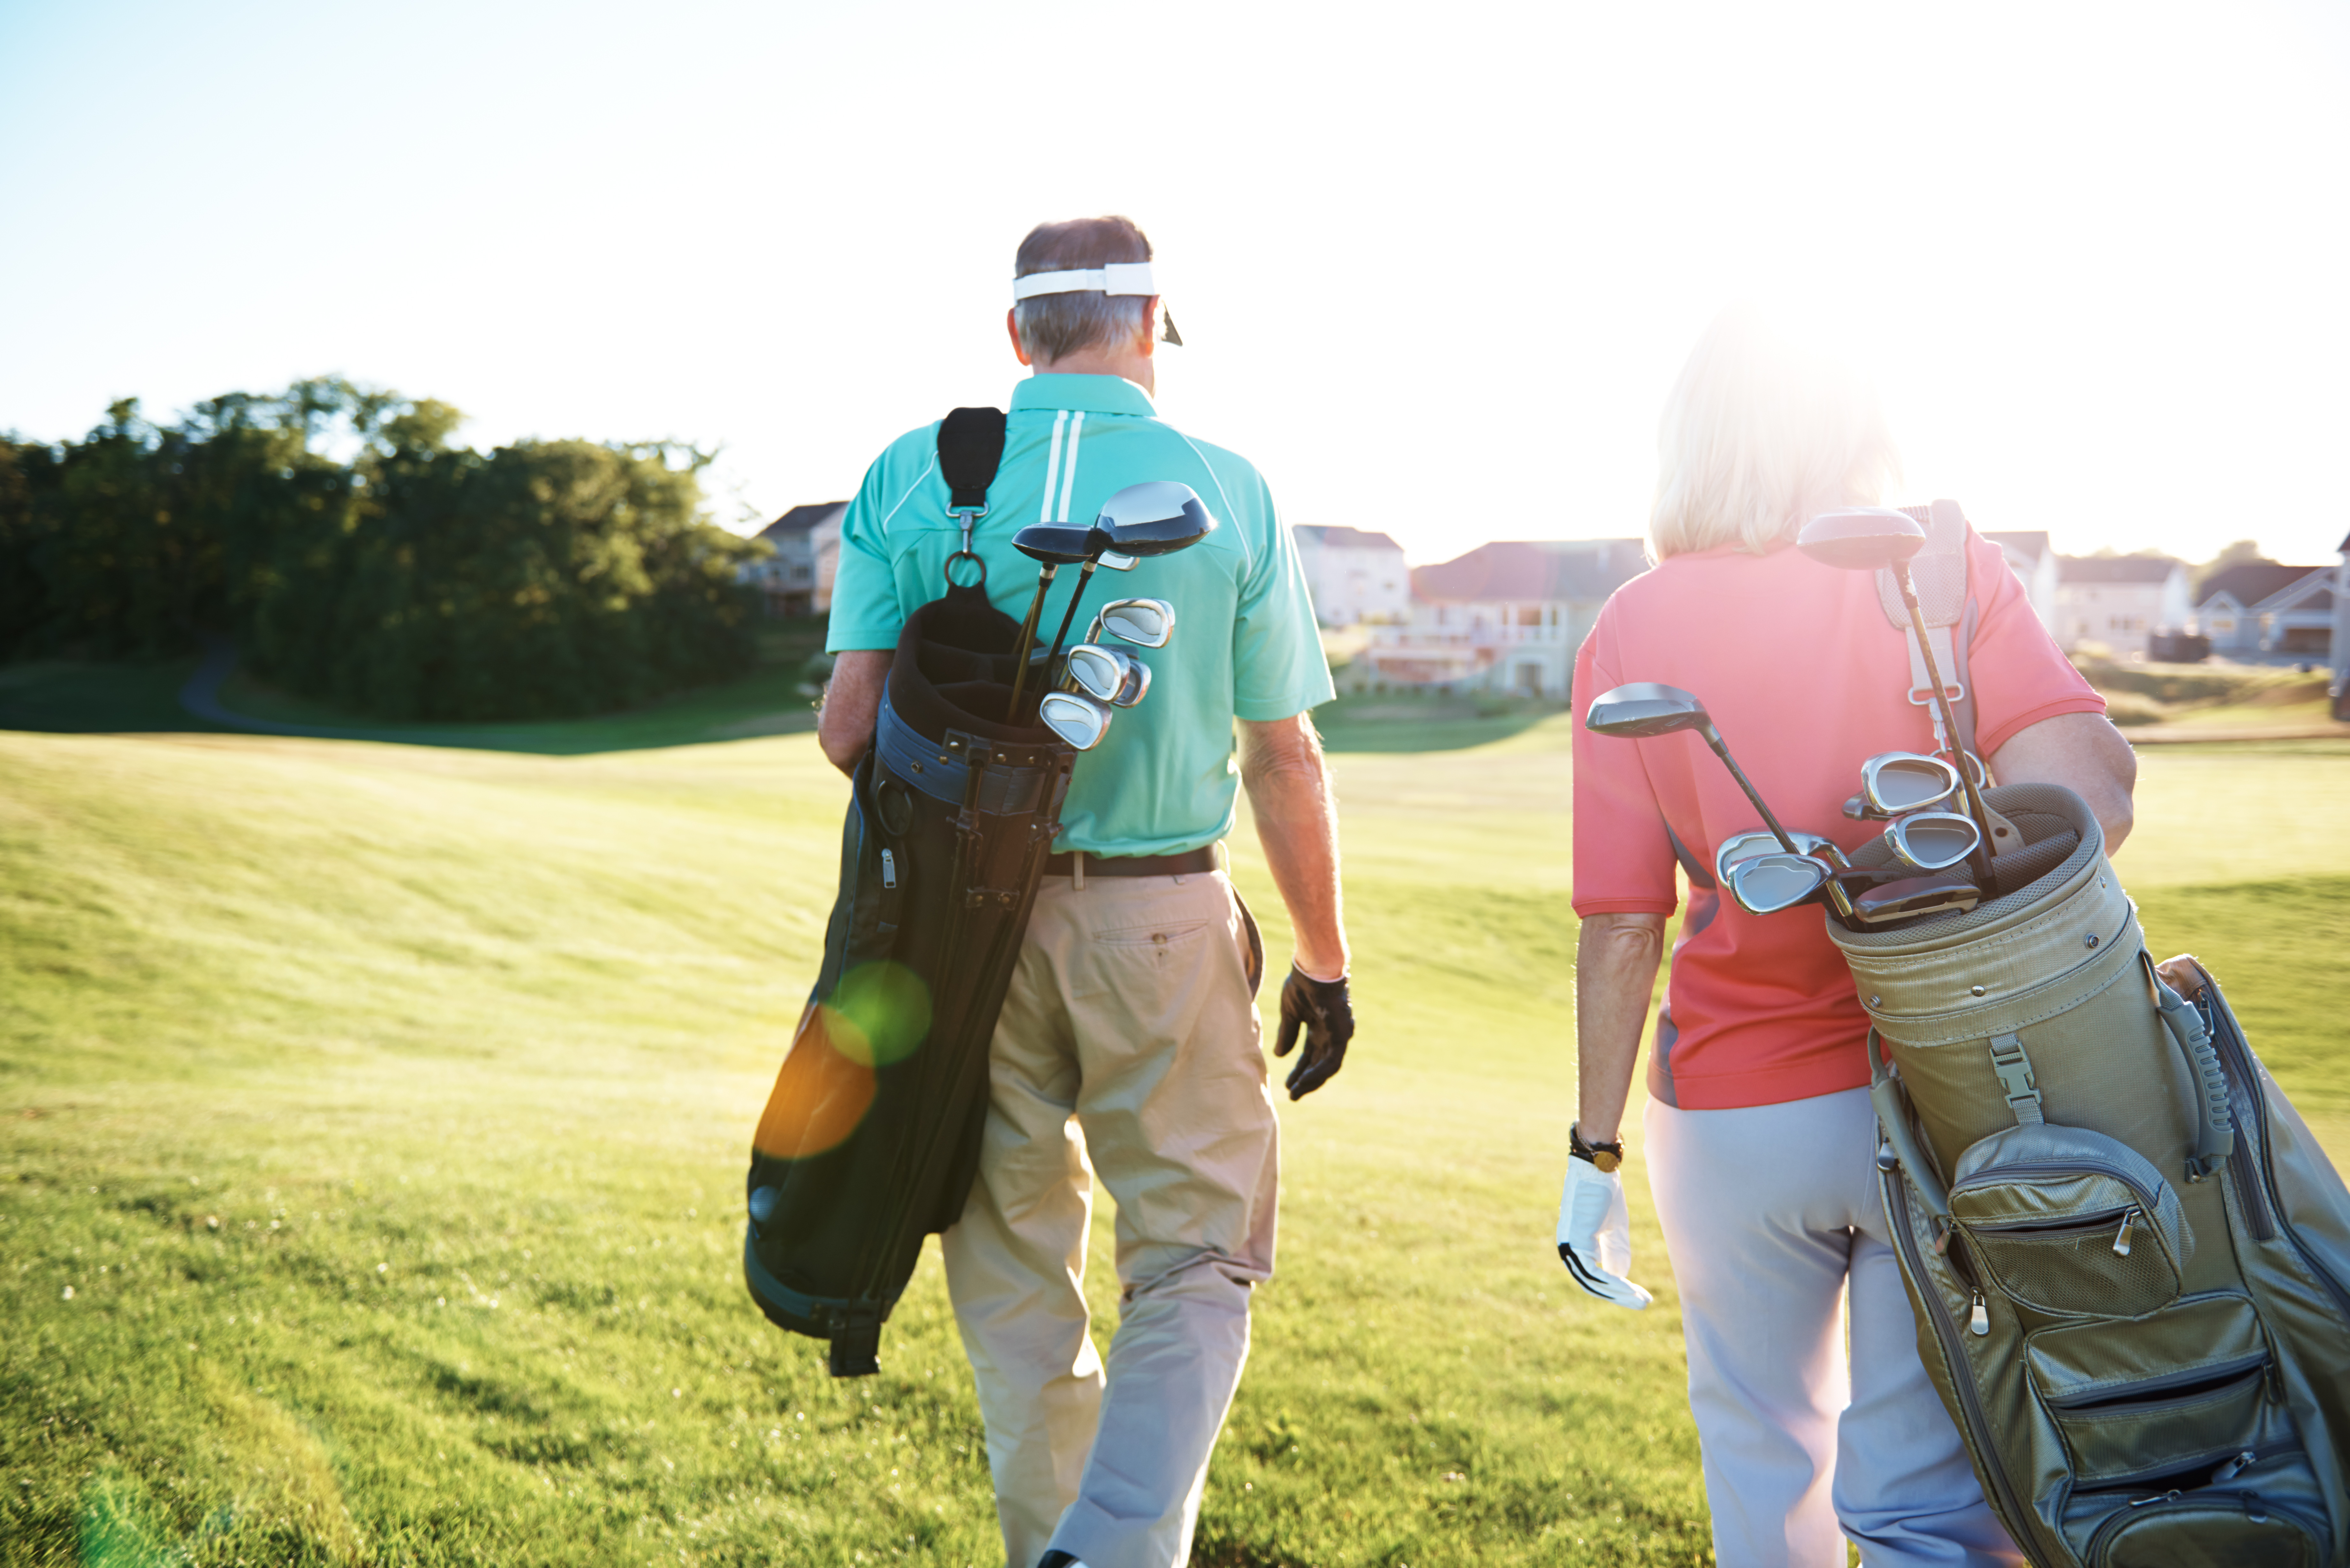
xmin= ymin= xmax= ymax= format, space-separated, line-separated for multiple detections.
xmin=4 ymin=1 xmax=2346 ymax=567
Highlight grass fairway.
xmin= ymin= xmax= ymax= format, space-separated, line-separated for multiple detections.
xmin=3 ymin=714 xmax=2346 ymax=1567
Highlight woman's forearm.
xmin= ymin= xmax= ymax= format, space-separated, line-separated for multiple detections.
xmin=1574 ymin=912 xmax=1666 ymax=1142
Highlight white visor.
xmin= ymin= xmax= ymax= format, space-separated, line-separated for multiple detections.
xmin=1012 ymin=261 xmax=1156 ymax=302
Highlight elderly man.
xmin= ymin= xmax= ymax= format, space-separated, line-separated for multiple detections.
xmin=816 ymin=215 xmax=1356 ymax=1568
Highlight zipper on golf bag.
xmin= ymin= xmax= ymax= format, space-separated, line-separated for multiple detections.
xmin=1946 ymin=1127 xmax=2193 ymax=1321
xmin=2197 ymin=980 xmax=2350 ymax=1324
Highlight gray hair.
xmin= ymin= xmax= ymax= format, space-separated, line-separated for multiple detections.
xmin=1012 ymin=216 xmax=1154 ymax=364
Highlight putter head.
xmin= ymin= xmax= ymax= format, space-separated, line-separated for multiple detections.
xmin=1853 ymin=873 xmax=1980 ymax=924
xmin=1037 ymin=690 xmax=1113 ymax=750
xmin=1014 ymin=523 xmax=1097 ymax=566
xmin=1091 ymin=597 xmax=1176 ymax=649
xmin=1093 ymin=481 xmax=1216 ymax=558
xmin=1584 ymin=682 xmax=1714 ymax=741
xmin=1715 ymin=828 xmax=1844 ymax=886
xmin=1884 ymin=810 xmax=1981 ymax=873
xmin=1797 ymin=508 xmax=1927 ymax=572
xmin=1728 ymin=852 xmax=1832 ymax=915
xmin=1861 ymin=751 xmax=1961 ymax=817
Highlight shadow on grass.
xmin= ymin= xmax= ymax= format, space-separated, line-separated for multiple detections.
xmin=1314 ymin=690 xmax=1567 ymax=753
xmin=0 ymin=622 xmax=828 ymax=756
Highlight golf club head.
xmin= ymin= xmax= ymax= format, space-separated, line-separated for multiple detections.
xmin=1884 ymin=810 xmax=1982 ymax=874
xmin=1853 ymin=873 xmax=1980 ymax=924
xmin=1037 ymin=690 xmax=1113 ymax=750
xmin=1861 ymin=751 xmax=1962 ymax=816
xmin=1584 ymin=682 xmax=1714 ymax=741
xmin=1715 ymin=829 xmax=1845 ymax=885
xmin=1728 ymin=852 xmax=1832 ymax=915
xmin=1796 ymin=508 xmax=1927 ymax=572
xmin=1090 ymin=597 xmax=1176 ymax=649
xmin=1014 ymin=523 xmax=1097 ymax=566
xmin=1092 ymin=481 xmax=1217 ymax=558
xmin=1061 ymin=644 xmax=1136 ymax=704
xmin=1099 ymin=551 xmax=1137 ymax=571
xmin=1110 ymin=657 xmax=1149 ymax=707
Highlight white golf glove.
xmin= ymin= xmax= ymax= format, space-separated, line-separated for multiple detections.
xmin=1556 ymin=1154 xmax=1651 ymax=1309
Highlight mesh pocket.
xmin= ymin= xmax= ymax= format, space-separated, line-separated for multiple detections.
xmin=1973 ymin=1212 xmax=2179 ymax=1318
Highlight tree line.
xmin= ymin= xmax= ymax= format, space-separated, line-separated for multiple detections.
xmin=0 ymin=380 xmax=766 ymax=721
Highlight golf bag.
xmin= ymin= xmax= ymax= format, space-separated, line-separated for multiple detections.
xmin=742 ymin=409 xmax=1081 ymax=1377
xmin=1833 ymin=781 xmax=2350 ymax=1566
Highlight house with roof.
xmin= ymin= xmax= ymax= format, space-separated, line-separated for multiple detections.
xmin=2052 ymin=556 xmax=2192 ymax=654
xmin=2194 ymin=562 xmax=2335 ymax=657
xmin=1983 ymin=531 xmax=2061 ymax=638
xmin=2334 ymin=533 xmax=2350 ymax=714
xmin=1291 ymin=525 xmax=1409 ymax=626
xmin=1348 ymin=539 xmax=1649 ymax=700
xmin=741 ymin=502 xmax=848 ymax=616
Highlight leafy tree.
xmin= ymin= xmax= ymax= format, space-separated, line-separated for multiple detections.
xmin=2193 ymin=538 xmax=2277 ymax=593
xmin=0 ymin=381 xmax=763 ymax=720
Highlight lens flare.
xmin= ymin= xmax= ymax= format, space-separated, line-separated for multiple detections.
xmin=751 ymin=1003 xmax=878 ymax=1160
xmin=825 ymin=962 xmax=933 ymax=1068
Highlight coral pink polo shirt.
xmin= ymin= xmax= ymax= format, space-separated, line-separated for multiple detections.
xmin=1571 ymin=528 xmax=2106 ymax=1110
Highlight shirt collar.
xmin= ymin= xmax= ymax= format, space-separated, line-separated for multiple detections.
xmin=1009 ymin=373 xmax=1157 ymax=417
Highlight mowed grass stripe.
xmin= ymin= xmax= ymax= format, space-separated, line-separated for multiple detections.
xmin=3 ymin=727 xmax=2343 ymax=1566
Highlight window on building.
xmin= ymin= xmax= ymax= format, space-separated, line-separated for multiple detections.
xmin=1517 ymin=605 xmax=1542 ymax=626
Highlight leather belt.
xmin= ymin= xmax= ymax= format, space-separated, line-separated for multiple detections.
xmin=1044 ymin=846 xmax=1219 ymax=878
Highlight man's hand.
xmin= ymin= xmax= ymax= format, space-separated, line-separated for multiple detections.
xmin=1273 ymin=965 xmax=1353 ymax=1099
xmin=1556 ymin=1152 xmax=1651 ymax=1309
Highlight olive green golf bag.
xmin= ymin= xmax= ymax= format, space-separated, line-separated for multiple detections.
xmin=1834 ymin=782 xmax=2350 ymax=1565
xmin=741 ymin=578 xmax=1074 ymax=1376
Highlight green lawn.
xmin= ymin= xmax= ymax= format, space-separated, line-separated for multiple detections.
xmin=3 ymin=708 xmax=2346 ymax=1567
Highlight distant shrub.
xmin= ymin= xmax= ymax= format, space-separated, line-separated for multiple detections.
xmin=2100 ymin=691 xmax=2169 ymax=727
xmin=0 ymin=381 xmax=763 ymax=720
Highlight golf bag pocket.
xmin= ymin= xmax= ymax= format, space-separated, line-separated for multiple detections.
xmin=1950 ymin=1124 xmax=2191 ymax=1319
xmin=2029 ymin=1294 xmax=2276 ymax=1486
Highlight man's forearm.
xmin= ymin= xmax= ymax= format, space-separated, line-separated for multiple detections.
xmin=1575 ymin=913 xmax=1666 ymax=1143
xmin=817 ymin=650 xmax=891 ymax=776
xmin=1238 ymin=714 xmax=1348 ymax=981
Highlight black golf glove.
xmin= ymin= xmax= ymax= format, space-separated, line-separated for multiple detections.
xmin=1273 ymin=965 xmax=1353 ymax=1100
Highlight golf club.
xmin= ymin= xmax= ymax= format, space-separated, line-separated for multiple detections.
xmin=1879 ymin=810 xmax=1982 ymax=875
xmin=1036 ymin=690 xmax=1114 ymax=750
xmin=1005 ymin=524 xmax=1102 ymax=717
xmin=1037 ymin=482 xmax=1218 ymax=691
xmin=1716 ymin=828 xmax=1849 ymax=886
xmin=1796 ymin=509 xmax=1997 ymax=883
xmin=1854 ymin=751 xmax=1962 ymax=818
xmin=1852 ymin=872 xmax=1981 ymax=925
xmin=1729 ymin=853 xmax=1836 ymax=916
xmin=1086 ymin=597 xmax=1177 ymax=649
xmin=1585 ymin=682 xmax=1858 ymax=922
xmin=1061 ymin=644 xmax=1151 ymax=709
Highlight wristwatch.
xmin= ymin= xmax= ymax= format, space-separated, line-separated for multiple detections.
xmin=1571 ymin=1121 xmax=1625 ymax=1174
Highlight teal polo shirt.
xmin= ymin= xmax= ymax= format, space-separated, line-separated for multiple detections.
xmin=827 ymin=373 xmax=1334 ymax=857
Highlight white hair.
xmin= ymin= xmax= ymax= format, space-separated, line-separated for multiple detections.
xmin=1649 ymin=307 xmax=1902 ymax=559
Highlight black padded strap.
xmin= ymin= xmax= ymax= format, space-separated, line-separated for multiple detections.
xmin=937 ymin=407 xmax=1008 ymax=513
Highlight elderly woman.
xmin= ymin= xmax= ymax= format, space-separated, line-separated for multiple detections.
xmin=1556 ymin=310 xmax=2138 ymax=1566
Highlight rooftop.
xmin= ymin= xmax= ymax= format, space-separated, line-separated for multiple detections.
xmin=759 ymin=501 xmax=848 ymax=539
xmin=2058 ymin=555 xmax=2183 ymax=585
xmin=1293 ymin=524 xmax=1403 ymax=552
xmin=2197 ymin=563 xmax=2327 ymax=609
xmin=1412 ymin=539 xmax=1649 ymax=604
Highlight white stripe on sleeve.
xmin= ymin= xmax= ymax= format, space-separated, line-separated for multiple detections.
xmin=1056 ymin=411 xmax=1085 ymax=522
xmin=1039 ymin=410 xmax=1068 ymax=524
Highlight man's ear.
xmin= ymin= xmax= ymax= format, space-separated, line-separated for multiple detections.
xmin=1134 ymin=296 xmax=1159 ymax=360
xmin=1006 ymin=308 xmax=1033 ymax=367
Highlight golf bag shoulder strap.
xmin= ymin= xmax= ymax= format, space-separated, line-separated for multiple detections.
xmin=937 ymin=407 xmax=1008 ymax=513
xmin=1886 ymin=499 xmax=1983 ymax=761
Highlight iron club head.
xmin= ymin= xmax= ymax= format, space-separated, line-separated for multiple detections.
xmin=1852 ymin=873 xmax=1981 ymax=924
xmin=1036 ymin=690 xmax=1113 ymax=750
xmin=1062 ymin=645 xmax=1150 ymax=709
xmin=1088 ymin=598 xmax=1176 ymax=649
xmin=1882 ymin=810 xmax=1983 ymax=874
xmin=1716 ymin=829 xmax=1847 ymax=886
xmin=1728 ymin=853 xmax=1834 ymax=915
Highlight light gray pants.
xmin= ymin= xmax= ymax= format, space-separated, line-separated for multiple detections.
xmin=1645 ymin=1087 xmax=2023 ymax=1568
xmin=942 ymin=870 xmax=1277 ymax=1568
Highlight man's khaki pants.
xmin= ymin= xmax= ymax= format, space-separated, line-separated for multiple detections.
xmin=942 ymin=867 xmax=1277 ymax=1568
